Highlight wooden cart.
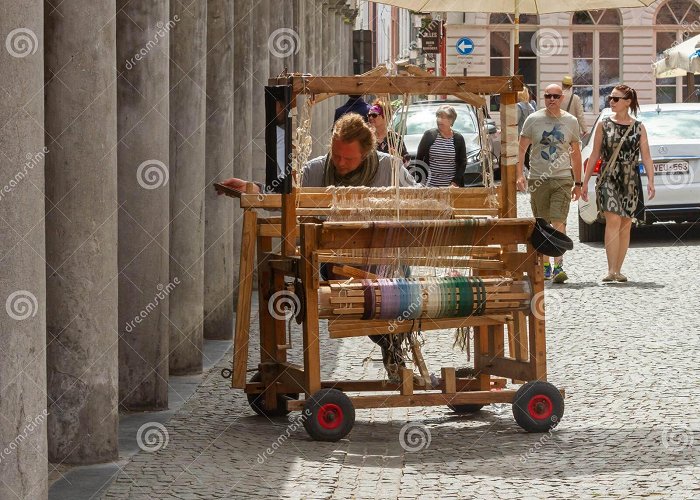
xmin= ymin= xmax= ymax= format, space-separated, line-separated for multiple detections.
xmin=218 ymin=74 xmax=565 ymax=441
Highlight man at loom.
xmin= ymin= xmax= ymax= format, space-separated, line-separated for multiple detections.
xmin=219 ymin=113 xmax=419 ymax=383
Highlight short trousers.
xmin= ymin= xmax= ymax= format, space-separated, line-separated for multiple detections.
xmin=529 ymin=177 xmax=574 ymax=223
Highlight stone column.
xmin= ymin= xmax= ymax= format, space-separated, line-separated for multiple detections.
xmin=204 ymin=0 xmax=235 ymax=339
xmin=343 ymin=9 xmax=350 ymax=74
xmin=168 ymin=0 xmax=206 ymax=374
xmin=0 ymin=2 xmax=47 ymax=496
xmin=344 ymin=10 xmax=352 ymax=74
xmin=232 ymin=0 xmax=252 ymax=182
xmin=116 ymin=0 xmax=171 ymax=410
xmin=251 ymin=0 xmax=270 ymax=186
xmin=283 ymin=0 xmax=296 ymax=72
xmin=314 ymin=0 xmax=332 ymax=156
xmin=322 ymin=2 xmax=333 ymax=147
xmin=45 ymin=0 xmax=119 ymax=463
xmin=306 ymin=0 xmax=321 ymax=157
xmin=268 ymin=1 xmax=285 ymax=80
xmin=292 ymin=0 xmax=305 ymax=73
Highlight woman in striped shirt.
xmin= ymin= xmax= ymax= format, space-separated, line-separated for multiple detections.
xmin=415 ymin=105 xmax=467 ymax=187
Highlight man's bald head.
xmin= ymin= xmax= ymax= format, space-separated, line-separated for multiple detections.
xmin=543 ymin=84 xmax=564 ymax=114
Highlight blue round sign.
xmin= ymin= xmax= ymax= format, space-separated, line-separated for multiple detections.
xmin=456 ymin=37 xmax=474 ymax=56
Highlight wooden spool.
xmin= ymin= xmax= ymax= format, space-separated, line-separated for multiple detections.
xmin=318 ymin=277 xmax=531 ymax=320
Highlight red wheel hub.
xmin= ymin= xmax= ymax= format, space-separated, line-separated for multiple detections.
xmin=317 ymin=403 xmax=344 ymax=430
xmin=527 ymin=394 xmax=553 ymax=420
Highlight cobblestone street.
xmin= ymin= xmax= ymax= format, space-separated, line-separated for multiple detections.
xmin=101 ymin=195 xmax=700 ymax=499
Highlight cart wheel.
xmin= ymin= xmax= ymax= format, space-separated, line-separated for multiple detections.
xmin=247 ymin=372 xmax=299 ymax=418
xmin=448 ymin=404 xmax=484 ymax=414
xmin=512 ymin=381 xmax=564 ymax=433
xmin=303 ymin=388 xmax=355 ymax=442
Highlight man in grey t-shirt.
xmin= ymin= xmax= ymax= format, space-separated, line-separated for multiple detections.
xmin=517 ymin=84 xmax=583 ymax=283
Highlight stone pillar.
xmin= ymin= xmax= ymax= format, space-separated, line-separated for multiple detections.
xmin=251 ymin=0 xmax=270 ymax=186
xmin=232 ymin=0 xmax=253 ymax=309
xmin=292 ymin=0 xmax=305 ymax=73
xmin=116 ymin=0 xmax=171 ymax=410
xmin=204 ymin=0 xmax=235 ymax=339
xmin=283 ymin=0 xmax=296 ymax=72
xmin=45 ymin=0 xmax=119 ymax=463
xmin=328 ymin=4 xmax=338 ymax=76
xmin=322 ymin=2 xmax=333 ymax=146
xmin=268 ymin=0 xmax=285 ymax=79
xmin=306 ymin=0 xmax=321 ymax=157
xmin=344 ymin=10 xmax=352 ymax=74
xmin=343 ymin=10 xmax=349 ymax=74
xmin=168 ymin=0 xmax=206 ymax=374
xmin=0 ymin=2 xmax=47 ymax=496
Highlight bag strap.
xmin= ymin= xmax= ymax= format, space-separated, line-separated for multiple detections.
xmin=566 ymin=93 xmax=573 ymax=112
xmin=607 ymin=120 xmax=635 ymax=169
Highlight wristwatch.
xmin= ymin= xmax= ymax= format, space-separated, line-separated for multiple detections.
xmin=574 ymin=182 xmax=583 ymax=187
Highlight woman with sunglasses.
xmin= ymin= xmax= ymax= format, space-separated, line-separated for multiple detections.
xmin=367 ymin=100 xmax=409 ymax=164
xmin=581 ymin=84 xmax=655 ymax=282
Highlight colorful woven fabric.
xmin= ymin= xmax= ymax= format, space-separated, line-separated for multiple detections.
xmin=364 ymin=276 xmax=489 ymax=320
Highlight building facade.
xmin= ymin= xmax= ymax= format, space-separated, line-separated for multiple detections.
xmin=354 ymin=0 xmax=415 ymax=73
xmin=445 ymin=0 xmax=700 ymax=128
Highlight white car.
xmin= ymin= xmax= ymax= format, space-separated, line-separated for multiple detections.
xmin=578 ymin=103 xmax=700 ymax=242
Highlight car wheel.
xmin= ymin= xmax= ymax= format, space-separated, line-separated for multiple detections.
xmin=578 ymin=212 xmax=604 ymax=243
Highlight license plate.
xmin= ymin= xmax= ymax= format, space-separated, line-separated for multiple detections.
xmin=646 ymin=161 xmax=690 ymax=174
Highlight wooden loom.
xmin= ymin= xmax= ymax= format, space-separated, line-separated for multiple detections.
xmin=217 ymin=74 xmax=565 ymax=441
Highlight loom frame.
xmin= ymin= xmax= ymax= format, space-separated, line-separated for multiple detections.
xmin=217 ymin=74 xmax=565 ymax=440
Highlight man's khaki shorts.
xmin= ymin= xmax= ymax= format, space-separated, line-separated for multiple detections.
xmin=529 ymin=177 xmax=574 ymax=224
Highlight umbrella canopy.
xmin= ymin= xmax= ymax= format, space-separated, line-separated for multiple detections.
xmin=653 ymin=34 xmax=700 ymax=78
xmin=369 ymin=0 xmax=656 ymax=14
xmin=370 ymin=1 xmax=657 ymax=72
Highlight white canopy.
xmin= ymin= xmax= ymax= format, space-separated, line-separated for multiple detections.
xmin=653 ymin=34 xmax=700 ymax=78
xmin=370 ymin=0 xmax=657 ymax=72
xmin=369 ymin=0 xmax=656 ymax=15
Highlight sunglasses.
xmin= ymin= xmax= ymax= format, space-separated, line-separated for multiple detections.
xmin=544 ymin=93 xmax=562 ymax=100
xmin=368 ymin=113 xmax=380 ymax=118
xmin=608 ymin=95 xmax=628 ymax=103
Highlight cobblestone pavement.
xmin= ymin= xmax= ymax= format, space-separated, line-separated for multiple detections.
xmin=102 ymin=194 xmax=700 ymax=499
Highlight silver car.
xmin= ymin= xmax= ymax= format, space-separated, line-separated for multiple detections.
xmin=392 ymin=100 xmax=500 ymax=186
xmin=578 ymin=103 xmax=700 ymax=242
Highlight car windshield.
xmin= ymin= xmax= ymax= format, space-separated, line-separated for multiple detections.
xmin=394 ymin=106 xmax=478 ymax=135
xmin=637 ymin=110 xmax=700 ymax=141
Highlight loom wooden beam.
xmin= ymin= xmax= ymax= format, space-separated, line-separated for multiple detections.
xmin=237 ymin=186 xmax=501 ymax=210
xmin=327 ymin=315 xmax=511 ymax=338
xmin=316 ymin=218 xmax=534 ymax=250
xmin=269 ymin=76 xmax=524 ymax=97
xmin=500 ymin=91 xmax=519 ymax=218
xmin=286 ymin=389 xmax=520 ymax=411
xmin=400 ymin=64 xmax=485 ymax=108
xmin=231 ymin=210 xmax=257 ymax=389
xmin=245 ymin=376 xmax=508 ymax=395
xmin=307 ymin=65 xmax=389 ymax=104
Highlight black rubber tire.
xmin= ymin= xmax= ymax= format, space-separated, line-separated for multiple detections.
xmin=578 ymin=212 xmax=604 ymax=243
xmin=303 ymin=388 xmax=355 ymax=442
xmin=512 ymin=381 xmax=564 ymax=433
xmin=448 ymin=404 xmax=485 ymax=414
xmin=247 ymin=372 xmax=299 ymax=418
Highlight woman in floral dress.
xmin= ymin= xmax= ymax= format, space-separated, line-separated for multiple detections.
xmin=581 ymin=85 xmax=655 ymax=282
